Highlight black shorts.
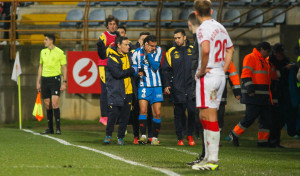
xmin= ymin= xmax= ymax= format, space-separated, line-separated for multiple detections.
xmin=41 ymin=76 xmax=61 ymax=99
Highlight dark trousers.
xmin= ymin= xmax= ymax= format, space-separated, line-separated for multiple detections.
xmin=106 ymin=94 xmax=132 ymax=138
xmin=217 ymin=104 xmax=226 ymax=131
xmin=4 ymin=15 xmax=19 ymax=39
xmin=100 ymin=68 xmax=108 ymax=117
xmin=131 ymin=98 xmax=153 ymax=138
xmin=174 ymin=100 xmax=195 ymax=140
xmin=240 ymin=104 xmax=271 ymax=130
xmin=269 ymin=106 xmax=285 ymax=146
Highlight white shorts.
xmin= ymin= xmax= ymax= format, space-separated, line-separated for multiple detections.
xmin=195 ymin=69 xmax=226 ymax=109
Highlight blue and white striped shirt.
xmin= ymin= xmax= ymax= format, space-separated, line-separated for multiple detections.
xmin=132 ymin=46 xmax=162 ymax=88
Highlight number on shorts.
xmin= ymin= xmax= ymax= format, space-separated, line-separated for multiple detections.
xmin=141 ymin=88 xmax=146 ymax=98
xmin=215 ymin=39 xmax=227 ymax=63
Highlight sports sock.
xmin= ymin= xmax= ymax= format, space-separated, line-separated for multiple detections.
xmin=53 ymin=108 xmax=60 ymax=130
xmin=139 ymin=115 xmax=147 ymax=135
xmin=205 ymin=120 xmax=220 ymax=163
xmin=47 ymin=109 xmax=53 ymax=130
xmin=152 ymin=117 xmax=161 ymax=138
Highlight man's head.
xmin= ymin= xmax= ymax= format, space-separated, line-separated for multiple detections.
xmin=272 ymin=43 xmax=285 ymax=61
xmin=144 ymin=35 xmax=157 ymax=54
xmin=256 ymin=42 xmax=271 ymax=59
xmin=115 ymin=36 xmax=130 ymax=54
xmin=194 ymin=0 xmax=212 ymax=18
xmin=44 ymin=33 xmax=55 ymax=48
xmin=187 ymin=12 xmax=200 ymax=33
xmin=138 ymin=32 xmax=150 ymax=46
xmin=117 ymin=25 xmax=127 ymax=37
xmin=174 ymin=29 xmax=186 ymax=47
xmin=105 ymin=15 xmax=119 ymax=33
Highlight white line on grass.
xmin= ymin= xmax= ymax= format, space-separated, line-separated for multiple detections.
xmin=163 ymin=147 xmax=199 ymax=156
xmin=22 ymin=129 xmax=180 ymax=176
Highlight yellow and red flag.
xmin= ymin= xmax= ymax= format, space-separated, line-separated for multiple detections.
xmin=32 ymin=92 xmax=43 ymax=121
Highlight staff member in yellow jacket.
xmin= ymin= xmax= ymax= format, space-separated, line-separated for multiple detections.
xmin=36 ymin=34 xmax=67 ymax=135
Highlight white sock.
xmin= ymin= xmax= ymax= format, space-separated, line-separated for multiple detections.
xmin=203 ymin=129 xmax=208 ymax=162
xmin=206 ymin=130 xmax=220 ymax=163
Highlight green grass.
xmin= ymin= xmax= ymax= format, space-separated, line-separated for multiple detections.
xmin=0 ymin=115 xmax=300 ymax=176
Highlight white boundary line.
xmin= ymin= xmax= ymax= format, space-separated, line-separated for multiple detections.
xmin=22 ymin=129 xmax=180 ymax=176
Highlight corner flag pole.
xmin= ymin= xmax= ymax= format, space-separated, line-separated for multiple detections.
xmin=18 ymin=75 xmax=22 ymax=129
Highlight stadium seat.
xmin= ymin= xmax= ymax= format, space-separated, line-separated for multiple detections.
xmin=184 ymin=2 xmax=194 ymax=7
xmin=78 ymin=2 xmax=97 ymax=7
xmin=0 ymin=15 xmax=4 ymax=28
xmin=60 ymin=9 xmax=83 ymax=27
xmin=170 ymin=9 xmax=193 ymax=28
xmin=222 ymin=9 xmax=241 ymax=27
xmin=149 ymin=9 xmax=173 ymax=28
xmin=163 ymin=1 xmax=182 ymax=7
xmin=126 ymin=9 xmax=150 ymax=27
xmin=273 ymin=0 xmax=295 ymax=6
xmin=212 ymin=9 xmax=218 ymax=20
xmin=243 ymin=9 xmax=263 ymax=27
xmin=120 ymin=1 xmax=140 ymax=6
xmin=99 ymin=2 xmax=118 ymax=6
xmin=228 ymin=0 xmax=252 ymax=6
xmin=88 ymin=9 xmax=105 ymax=27
xmin=251 ymin=0 xmax=271 ymax=6
xmin=262 ymin=9 xmax=286 ymax=27
xmin=23 ymin=2 xmax=34 ymax=6
xmin=141 ymin=1 xmax=158 ymax=6
xmin=113 ymin=9 xmax=128 ymax=25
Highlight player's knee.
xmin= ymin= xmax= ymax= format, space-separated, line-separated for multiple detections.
xmin=52 ymin=102 xmax=59 ymax=109
xmin=154 ymin=112 xmax=161 ymax=118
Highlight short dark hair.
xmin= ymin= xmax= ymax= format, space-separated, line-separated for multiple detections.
xmin=139 ymin=32 xmax=150 ymax=37
xmin=194 ymin=0 xmax=212 ymax=17
xmin=105 ymin=15 xmax=119 ymax=27
xmin=174 ymin=29 xmax=186 ymax=36
xmin=188 ymin=12 xmax=200 ymax=26
xmin=256 ymin=42 xmax=271 ymax=51
xmin=273 ymin=43 xmax=284 ymax=53
xmin=44 ymin=33 xmax=55 ymax=44
xmin=143 ymin=35 xmax=157 ymax=45
xmin=118 ymin=25 xmax=126 ymax=33
xmin=115 ymin=36 xmax=128 ymax=47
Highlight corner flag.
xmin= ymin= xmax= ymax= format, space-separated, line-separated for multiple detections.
xmin=11 ymin=51 xmax=22 ymax=84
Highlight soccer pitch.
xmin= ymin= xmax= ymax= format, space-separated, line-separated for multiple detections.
xmin=0 ymin=117 xmax=300 ymax=176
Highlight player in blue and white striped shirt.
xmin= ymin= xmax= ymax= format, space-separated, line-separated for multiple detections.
xmin=132 ymin=35 xmax=163 ymax=145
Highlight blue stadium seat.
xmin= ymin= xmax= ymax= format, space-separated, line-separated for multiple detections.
xmin=273 ymin=0 xmax=295 ymax=6
xmin=141 ymin=1 xmax=158 ymax=6
xmin=23 ymin=2 xmax=34 ymax=6
xmin=163 ymin=1 xmax=182 ymax=7
xmin=171 ymin=9 xmax=193 ymax=28
xmin=243 ymin=9 xmax=264 ymax=27
xmin=88 ymin=9 xmax=105 ymax=27
xmin=126 ymin=9 xmax=150 ymax=27
xmin=222 ymin=9 xmax=241 ymax=27
xmin=113 ymin=9 xmax=128 ymax=25
xmin=99 ymin=2 xmax=118 ymax=6
xmin=212 ymin=9 xmax=218 ymax=20
xmin=0 ymin=15 xmax=4 ymax=28
xmin=60 ymin=9 xmax=83 ymax=27
xmin=78 ymin=2 xmax=97 ymax=7
xmin=262 ymin=9 xmax=285 ymax=27
xmin=251 ymin=0 xmax=271 ymax=6
xmin=120 ymin=1 xmax=140 ymax=6
xmin=149 ymin=9 xmax=173 ymax=27
xmin=184 ymin=2 xmax=194 ymax=7
xmin=228 ymin=0 xmax=252 ymax=6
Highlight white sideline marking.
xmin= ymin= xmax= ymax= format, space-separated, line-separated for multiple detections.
xmin=163 ymin=147 xmax=199 ymax=156
xmin=22 ymin=129 xmax=180 ymax=176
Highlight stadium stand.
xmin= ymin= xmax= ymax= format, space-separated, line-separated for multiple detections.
xmin=170 ymin=9 xmax=193 ymax=28
xmin=163 ymin=1 xmax=182 ymax=7
xmin=0 ymin=15 xmax=4 ymax=28
xmin=184 ymin=1 xmax=194 ymax=7
xmin=273 ymin=0 xmax=296 ymax=6
xmin=126 ymin=9 xmax=150 ymax=27
xmin=120 ymin=1 xmax=140 ymax=6
xmin=262 ymin=9 xmax=286 ymax=27
xmin=149 ymin=8 xmax=173 ymax=28
xmin=78 ymin=1 xmax=97 ymax=7
xmin=141 ymin=1 xmax=158 ymax=7
xmin=113 ymin=9 xmax=129 ymax=25
xmin=88 ymin=9 xmax=105 ymax=27
xmin=251 ymin=0 xmax=272 ymax=6
xmin=222 ymin=9 xmax=241 ymax=27
xmin=60 ymin=9 xmax=83 ymax=27
xmin=243 ymin=9 xmax=264 ymax=27
xmin=99 ymin=2 xmax=119 ymax=6
xmin=228 ymin=0 xmax=252 ymax=6
xmin=212 ymin=9 xmax=218 ymax=20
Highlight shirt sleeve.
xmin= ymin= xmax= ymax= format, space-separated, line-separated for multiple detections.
xmin=60 ymin=51 xmax=67 ymax=65
xmin=197 ymin=27 xmax=210 ymax=45
xmin=39 ymin=50 xmax=43 ymax=64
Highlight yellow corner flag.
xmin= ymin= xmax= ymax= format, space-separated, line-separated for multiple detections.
xmin=32 ymin=92 xmax=44 ymax=121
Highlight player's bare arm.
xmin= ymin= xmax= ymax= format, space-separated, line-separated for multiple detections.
xmin=36 ymin=64 xmax=42 ymax=92
xmin=196 ymin=41 xmax=210 ymax=78
xmin=223 ymin=47 xmax=234 ymax=73
xmin=60 ymin=65 xmax=67 ymax=91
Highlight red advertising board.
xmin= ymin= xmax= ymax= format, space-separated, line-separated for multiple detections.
xmin=67 ymin=51 xmax=101 ymax=94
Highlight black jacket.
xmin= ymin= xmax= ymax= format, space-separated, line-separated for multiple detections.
xmin=106 ymin=49 xmax=136 ymax=106
xmin=163 ymin=40 xmax=194 ymax=103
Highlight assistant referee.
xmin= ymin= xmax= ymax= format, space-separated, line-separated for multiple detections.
xmin=36 ymin=34 xmax=67 ymax=135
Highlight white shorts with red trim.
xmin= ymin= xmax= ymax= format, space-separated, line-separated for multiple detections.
xmin=196 ymin=69 xmax=226 ymax=109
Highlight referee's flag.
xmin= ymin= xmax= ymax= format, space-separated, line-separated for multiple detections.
xmin=32 ymin=92 xmax=44 ymax=121
xmin=11 ymin=51 xmax=22 ymax=85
